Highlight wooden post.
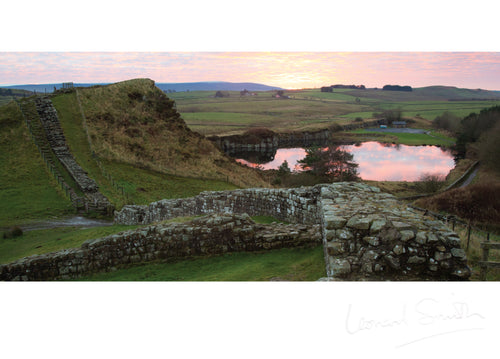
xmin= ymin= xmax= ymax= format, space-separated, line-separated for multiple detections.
xmin=452 ymin=218 xmax=456 ymax=231
xmin=466 ymin=221 xmax=472 ymax=251
xmin=480 ymin=243 xmax=490 ymax=281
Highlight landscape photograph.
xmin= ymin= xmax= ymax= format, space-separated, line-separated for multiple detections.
xmin=1 ymin=1 xmax=499 ymax=357
xmin=1 ymin=51 xmax=499 ymax=282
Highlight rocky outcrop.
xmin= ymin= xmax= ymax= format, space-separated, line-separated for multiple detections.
xmin=0 ymin=213 xmax=321 ymax=281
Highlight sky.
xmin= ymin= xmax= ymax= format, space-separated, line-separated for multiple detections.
xmin=2 ymin=1 xmax=500 ymax=90
xmin=1 ymin=52 xmax=499 ymax=90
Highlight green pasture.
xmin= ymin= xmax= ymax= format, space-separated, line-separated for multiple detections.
xmin=348 ymin=129 xmax=456 ymax=146
xmin=0 ymin=224 xmax=141 ymax=264
xmin=77 ymin=245 xmax=325 ymax=281
xmin=0 ymin=101 xmax=74 ymax=227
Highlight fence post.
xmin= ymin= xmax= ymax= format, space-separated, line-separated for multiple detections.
xmin=466 ymin=221 xmax=472 ymax=251
xmin=452 ymin=218 xmax=456 ymax=231
xmin=480 ymin=243 xmax=490 ymax=281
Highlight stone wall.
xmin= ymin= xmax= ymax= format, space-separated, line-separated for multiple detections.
xmin=208 ymin=120 xmax=383 ymax=153
xmin=35 ymin=96 xmax=111 ymax=213
xmin=115 ymin=187 xmax=321 ymax=226
xmin=0 ymin=214 xmax=321 ymax=281
xmin=320 ymin=183 xmax=470 ymax=280
xmin=1 ymin=183 xmax=472 ymax=281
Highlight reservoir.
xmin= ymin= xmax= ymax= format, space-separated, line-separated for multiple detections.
xmin=235 ymin=141 xmax=455 ymax=181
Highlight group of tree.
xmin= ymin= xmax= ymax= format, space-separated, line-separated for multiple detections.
xmin=382 ymin=85 xmax=412 ymax=92
xmin=453 ymin=106 xmax=500 ymax=172
xmin=215 ymin=91 xmax=230 ymax=98
xmin=320 ymin=84 xmax=366 ymax=92
xmin=297 ymin=144 xmax=359 ymax=181
xmin=332 ymin=84 xmax=366 ymax=89
xmin=372 ymin=109 xmax=402 ymax=124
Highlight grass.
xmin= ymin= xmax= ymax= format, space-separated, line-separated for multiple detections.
xmin=0 ymin=224 xmax=141 ymax=264
xmin=0 ymin=101 xmax=74 ymax=227
xmin=100 ymin=158 xmax=240 ymax=205
xmin=451 ymin=225 xmax=500 ymax=281
xmin=77 ymin=245 xmax=325 ymax=281
xmin=171 ymin=88 xmax=500 ymax=136
xmin=347 ymin=129 xmax=455 ymax=146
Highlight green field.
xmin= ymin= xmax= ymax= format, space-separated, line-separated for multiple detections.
xmin=0 ymin=224 xmax=141 ymax=264
xmin=348 ymin=129 xmax=456 ymax=146
xmin=169 ymin=88 xmax=500 ymax=136
xmin=0 ymin=101 xmax=75 ymax=227
xmin=77 ymin=245 xmax=325 ymax=281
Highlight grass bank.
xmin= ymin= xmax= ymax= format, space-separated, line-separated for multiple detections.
xmin=0 ymin=224 xmax=141 ymax=264
xmin=77 ymin=245 xmax=325 ymax=281
xmin=0 ymin=101 xmax=74 ymax=227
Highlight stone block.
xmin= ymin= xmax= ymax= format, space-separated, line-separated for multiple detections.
xmin=325 ymin=216 xmax=347 ymax=230
xmin=346 ymin=216 xmax=372 ymax=230
xmin=329 ymin=258 xmax=352 ymax=276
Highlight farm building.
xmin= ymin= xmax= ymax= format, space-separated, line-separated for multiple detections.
xmin=392 ymin=121 xmax=407 ymax=128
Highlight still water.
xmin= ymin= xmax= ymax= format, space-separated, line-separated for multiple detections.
xmin=236 ymin=141 xmax=455 ymax=181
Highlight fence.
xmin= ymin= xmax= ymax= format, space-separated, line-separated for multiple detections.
xmin=408 ymin=204 xmax=499 ymax=280
xmin=75 ymin=89 xmax=132 ymax=204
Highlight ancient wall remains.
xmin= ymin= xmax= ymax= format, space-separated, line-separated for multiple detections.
xmin=1 ymin=183 xmax=472 ymax=281
xmin=0 ymin=213 xmax=321 ymax=281
xmin=114 ymin=187 xmax=321 ymax=226
xmin=320 ymin=183 xmax=470 ymax=280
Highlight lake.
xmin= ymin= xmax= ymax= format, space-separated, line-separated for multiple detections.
xmin=235 ymin=141 xmax=455 ymax=181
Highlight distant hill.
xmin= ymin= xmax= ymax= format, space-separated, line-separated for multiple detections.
xmin=343 ymin=85 xmax=500 ymax=101
xmin=1 ymin=82 xmax=282 ymax=94
xmin=156 ymin=82 xmax=282 ymax=92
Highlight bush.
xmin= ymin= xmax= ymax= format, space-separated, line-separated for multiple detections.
xmin=3 ymin=226 xmax=23 ymax=239
xmin=415 ymin=173 xmax=445 ymax=193
xmin=354 ymin=117 xmax=363 ymax=122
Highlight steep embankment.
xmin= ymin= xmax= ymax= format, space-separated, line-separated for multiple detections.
xmin=76 ymin=79 xmax=267 ymax=187
xmin=0 ymin=101 xmax=74 ymax=227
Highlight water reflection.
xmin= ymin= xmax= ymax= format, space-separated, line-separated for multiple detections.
xmin=236 ymin=141 xmax=455 ymax=181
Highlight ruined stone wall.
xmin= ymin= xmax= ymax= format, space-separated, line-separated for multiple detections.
xmin=35 ymin=96 xmax=111 ymax=212
xmin=0 ymin=214 xmax=321 ymax=281
xmin=115 ymin=187 xmax=321 ymax=226
xmin=320 ymin=183 xmax=470 ymax=280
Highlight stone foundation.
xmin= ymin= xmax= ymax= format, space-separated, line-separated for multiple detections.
xmin=0 ymin=213 xmax=321 ymax=281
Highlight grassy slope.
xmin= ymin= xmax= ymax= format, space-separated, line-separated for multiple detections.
xmin=76 ymin=79 xmax=268 ymax=188
xmin=77 ymin=245 xmax=325 ymax=281
xmin=0 ymin=224 xmax=140 ymax=264
xmin=0 ymin=101 xmax=74 ymax=227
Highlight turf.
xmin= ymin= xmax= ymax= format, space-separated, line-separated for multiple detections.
xmin=77 ymin=245 xmax=326 ymax=281
xmin=0 ymin=224 xmax=140 ymax=264
xmin=0 ymin=101 xmax=74 ymax=227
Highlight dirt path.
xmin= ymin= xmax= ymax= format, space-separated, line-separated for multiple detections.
xmin=20 ymin=216 xmax=113 ymax=232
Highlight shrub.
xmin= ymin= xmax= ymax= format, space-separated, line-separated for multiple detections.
xmin=354 ymin=117 xmax=363 ymax=122
xmin=3 ymin=226 xmax=23 ymax=239
xmin=415 ymin=173 xmax=445 ymax=193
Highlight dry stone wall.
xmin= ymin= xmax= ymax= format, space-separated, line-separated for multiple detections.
xmin=35 ymin=97 xmax=111 ymax=212
xmin=0 ymin=183 xmax=472 ymax=281
xmin=0 ymin=214 xmax=321 ymax=281
xmin=115 ymin=187 xmax=321 ymax=226
xmin=320 ymin=183 xmax=471 ymax=280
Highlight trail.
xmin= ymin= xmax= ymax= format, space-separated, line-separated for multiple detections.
xmin=20 ymin=216 xmax=113 ymax=232
xmin=460 ymin=166 xmax=479 ymax=187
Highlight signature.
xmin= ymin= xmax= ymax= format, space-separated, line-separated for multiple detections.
xmin=345 ymin=298 xmax=485 ymax=348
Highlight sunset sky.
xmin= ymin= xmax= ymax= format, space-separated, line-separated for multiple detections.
xmin=2 ymin=0 xmax=500 ymax=90
xmin=1 ymin=52 xmax=500 ymax=90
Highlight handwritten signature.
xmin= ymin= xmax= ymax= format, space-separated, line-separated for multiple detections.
xmin=345 ymin=298 xmax=485 ymax=348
